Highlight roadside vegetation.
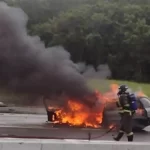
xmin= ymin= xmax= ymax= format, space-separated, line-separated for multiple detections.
xmin=88 ymin=79 xmax=150 ymax=97
xmin=3 ymin=0 xmax=150 ymax=83
xmin=1 ymin=0 xmax=150 ymax=104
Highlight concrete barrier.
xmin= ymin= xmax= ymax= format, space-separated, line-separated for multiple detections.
xmin=0 ymin=138 xmax=150 ymax=150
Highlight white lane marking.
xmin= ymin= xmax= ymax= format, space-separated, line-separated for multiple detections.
xmin=0 ymin=138 xmax=149 ymax=145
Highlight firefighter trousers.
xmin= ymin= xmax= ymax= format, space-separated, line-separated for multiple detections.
xmin=113 ymin=112 xmax=134 ymax=141
xmin=119 ymin=112 xmax=133 ymax=136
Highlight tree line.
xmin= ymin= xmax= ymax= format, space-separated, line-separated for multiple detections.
xmin=3 ymin=0 xmax=150 ymax=83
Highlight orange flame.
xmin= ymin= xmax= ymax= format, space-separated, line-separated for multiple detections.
xmin=136 ymin=91 xmax=146 ymax=97
xmin=136 ymin=108 xmax=144 ymax=115
xmin=95 ymin=84 xmax=119 ymax=104
xmin=55 ymin=100 xmax=103 ymax=128
xmin=53 ymin=84 xmax=120 ymax=128
xmin=109 ymin=124 xmax=115 ymax=129
xmin=50 ymin=83 xmax=146 ymax=128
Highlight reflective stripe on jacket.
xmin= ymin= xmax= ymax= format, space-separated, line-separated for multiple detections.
xmin=116 ymin=100 xmax=133 ymax=115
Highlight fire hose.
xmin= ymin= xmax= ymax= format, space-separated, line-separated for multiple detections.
xmin=87 ymin=125 xmax=116 ymax=140
xmin=0 ymin=125 xmax=116 ymax=140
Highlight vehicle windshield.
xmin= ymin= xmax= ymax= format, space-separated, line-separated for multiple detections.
xmin=140 ymin=97 xmax=150 ymax=108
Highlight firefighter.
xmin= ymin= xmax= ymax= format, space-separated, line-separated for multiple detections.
xmin=113 ymin=85 xmax=137 ymax=142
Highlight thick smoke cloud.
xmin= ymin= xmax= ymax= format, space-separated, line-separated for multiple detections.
xmin=76 ymin=63 xmax=111 ymax=79
xmin=0 ymin=2 xmax=94 ymax=104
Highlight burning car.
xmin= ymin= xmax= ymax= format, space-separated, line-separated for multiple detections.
xmin=46 ymin=99 xmax=104 ymax=128
xmin=101 ymin=96 xmax=150 ymax=130
xmin=45 ymin=84 xmax=150 ymax=130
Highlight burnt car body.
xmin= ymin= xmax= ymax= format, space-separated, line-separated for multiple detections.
xmin=46 ymin=96 xmax=150 ymax=130
xmin=101 ymin=96 xmax=150 ymax=130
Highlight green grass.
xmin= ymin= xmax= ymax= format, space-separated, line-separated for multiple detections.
xmin=88 ymin=79 xmax=150 ymax=97
xmin=1 ymin=79 xmax=150 ymax=104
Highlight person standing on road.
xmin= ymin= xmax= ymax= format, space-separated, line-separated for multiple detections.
xmin=113 ymin=85 xmax=137 ymax=142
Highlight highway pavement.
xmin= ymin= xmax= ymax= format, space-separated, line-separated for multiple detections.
xmin=0 ymin=112 xmax=149 ymax=141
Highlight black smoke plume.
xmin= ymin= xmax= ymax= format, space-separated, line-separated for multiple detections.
xmin=0 ymin=2 xmax=96 ymax=105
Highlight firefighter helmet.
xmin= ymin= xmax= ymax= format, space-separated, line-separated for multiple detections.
xmin=118 ymin=84 xmax=128 ymax=95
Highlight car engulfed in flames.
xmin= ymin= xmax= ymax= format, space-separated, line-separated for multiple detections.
xmin=47 ymin=84 xmax=147 ymax=129
xmin=55 ymin=100 xmax=103 ymax=128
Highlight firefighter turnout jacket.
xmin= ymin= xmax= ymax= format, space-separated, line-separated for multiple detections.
xmin=116 ymin=92 xmax=135 ymax=115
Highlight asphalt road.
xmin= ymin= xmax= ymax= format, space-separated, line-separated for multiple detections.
xmin=0 ymin=113 xmax=150 ymax=141
xmin=0 ymin=106 xmax=47 ymax=114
